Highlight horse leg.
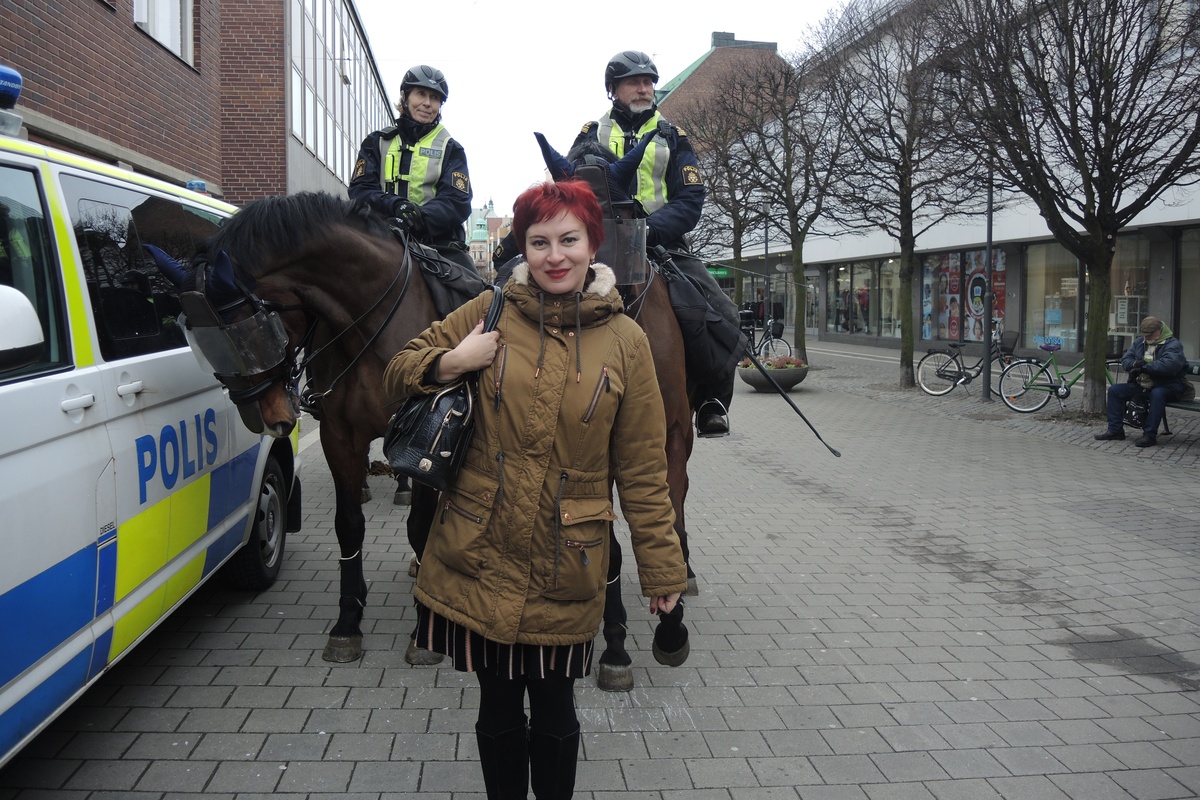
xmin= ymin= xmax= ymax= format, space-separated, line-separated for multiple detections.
xmin=394 ymin=474 xmax=412 ymax=507
xmin=652 ymin=599 xmax=689 ymax=667
xmin=665 ymin=417 xmax=699 ymax=596
xmin=597 ymin=526 xmax=634 ymax=692
xmin=404 ymin=483 xmax=443 ymax=665
xmin=323 ymin=476 xmax=369 ymax=663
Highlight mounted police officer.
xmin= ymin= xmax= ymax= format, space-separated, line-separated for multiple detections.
xmin=575 ymin=50 xmax=739 ymax=437
xmin=349 ymin=65 xmax=475 ymax=273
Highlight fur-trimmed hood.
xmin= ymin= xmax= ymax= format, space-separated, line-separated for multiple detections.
xmin=505 ymin=261 xmax=623 ymax=329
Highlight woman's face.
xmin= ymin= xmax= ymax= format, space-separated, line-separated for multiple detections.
xmin=406 ymin=87 xmax=443 ymax=124
xmin=524 ymin=212 xmax=596 ymax=295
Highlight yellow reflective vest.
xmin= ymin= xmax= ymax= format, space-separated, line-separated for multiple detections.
xmin=378 ymin=124 xmax=452 ymax=207
xmin=597 ymin=111 xmax=670 ymax=214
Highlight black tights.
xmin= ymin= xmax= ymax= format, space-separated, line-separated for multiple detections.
xmin=476 ymin=671 xmax=578 ymax=737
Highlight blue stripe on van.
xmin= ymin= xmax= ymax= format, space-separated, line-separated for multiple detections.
xmin=208 ymin=447 xmax=259 ymax=530
xmin=203 ymin=515 xmax=250 ymax=577
xmin=87 ymin=628 xmax=114 ymax=682
xmin=0 ymin=546 xmax=97 ymax=687
xmin=95 ymin=539 xmax=117 ymax=616
xmin=0 ymin=647 xmax=92 ymax=765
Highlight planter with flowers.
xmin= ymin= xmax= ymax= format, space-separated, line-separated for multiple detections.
xmin=737 ymin=355 xmax=809 ymax=392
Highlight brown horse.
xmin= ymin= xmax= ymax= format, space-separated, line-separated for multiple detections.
xmin=152 ymin=192 xmax=443 ymax=663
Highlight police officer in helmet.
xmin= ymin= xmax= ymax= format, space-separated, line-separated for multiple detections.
xmin=575 ymin=50 xmax=739 ymax=437
xmin=349 ymin=65 xmax=475 ymax=273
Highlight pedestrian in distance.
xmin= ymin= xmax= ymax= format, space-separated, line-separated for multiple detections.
xmin=1095 ymin=315 xmax=1189 ymax=447
xmin=383 ymin=180 xmax=688 ymax=800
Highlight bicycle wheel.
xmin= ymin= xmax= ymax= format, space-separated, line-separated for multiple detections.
xmin=999 ymin=360 xmax=1053 ymax=412
xmin=758 ymin=337 xmax=792 ymax=359
xmin=987 ymin=355 xmax=1011 ymax=396
xmin=1105 ymin=359 xmax=1125 ymax=386
xmin=916 ymin=351 xmax=960 ymax=396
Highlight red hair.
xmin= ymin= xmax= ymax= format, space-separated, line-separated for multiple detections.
xmin=512 ymin=181 xmax=606 ymax=256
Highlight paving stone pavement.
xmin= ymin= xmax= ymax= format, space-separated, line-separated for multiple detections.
xmin=2 ymin=340 xmax=1198 ymax=800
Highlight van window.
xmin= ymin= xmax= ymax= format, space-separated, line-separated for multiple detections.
xmin=0 ymin=165 xmax=69 ymax=381
xmin=60 ymin=176 xmax=222 ymax=361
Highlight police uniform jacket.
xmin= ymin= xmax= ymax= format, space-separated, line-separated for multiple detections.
xmin=349 ymin=114 xmax=472 ymax=245
xmin=382 ymin=263 xmax=688 ymax=646
xmin=571 ymin=104 xmax=705 ymax=248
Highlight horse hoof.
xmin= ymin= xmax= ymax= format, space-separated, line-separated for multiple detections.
xmin=394 ymin=489 xmax=412 ymax=506
xmin=407 ymin=556 xmax=420 ymax=578
xmin=652 ymin=637 xmax=690 ymax=667
xmin=597 ymin=663 xmax=634 ymax=692
xmin=405 ymin=639 xmax=444 ymax=666
xmin=322 ymin=635 xmax=363 ymax=663
xmin=685 ymin=576 xmax=699 ymax=597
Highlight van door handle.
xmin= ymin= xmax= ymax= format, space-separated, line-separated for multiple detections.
xmin=61 ymin=394 xmax=96 ymax=412
xmin=116 ymin=380 xmax=145 ymax=397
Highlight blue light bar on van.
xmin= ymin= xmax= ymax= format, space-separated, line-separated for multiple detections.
xmin=0 ymin=65 xmax=21 ymax=110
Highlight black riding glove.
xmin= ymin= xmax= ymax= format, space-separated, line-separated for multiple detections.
xmin=1128 ymin=365 xmax=1145 ymax=380
xmin=390 ymin=200 xmax=425 ymax=236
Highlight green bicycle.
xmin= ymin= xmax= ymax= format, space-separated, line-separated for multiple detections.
xmin=999 ymin=340 xmax=1125 ymax=413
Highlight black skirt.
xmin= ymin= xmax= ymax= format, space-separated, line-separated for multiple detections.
xmin=415 ymin=602 xmax=594 ymax=679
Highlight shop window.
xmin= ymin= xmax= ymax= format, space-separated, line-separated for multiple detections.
xmin=1107 ymin=235 xmax=1150 ymax=344
xmin=1179 ymin=230 xmax=1199 ymax=360
xmin=922 ymin=253 xmax=962 ymax=341
xmin=1024 ymin=243 xmax=1079 ymax=350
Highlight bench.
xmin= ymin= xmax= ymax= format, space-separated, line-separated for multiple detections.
xmin=1161 ymin=360 xmax=1200 ymax=434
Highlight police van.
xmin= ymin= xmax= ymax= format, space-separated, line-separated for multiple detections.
xmin=0 ymin=67 xmax=300 ymax=768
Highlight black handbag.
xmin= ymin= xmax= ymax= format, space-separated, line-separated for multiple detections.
xmin=383 ymin=287 xmax=503 ymax=491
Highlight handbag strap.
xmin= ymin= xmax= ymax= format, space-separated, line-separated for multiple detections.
xmin=482 ymin=285 xmax=504 ymax=332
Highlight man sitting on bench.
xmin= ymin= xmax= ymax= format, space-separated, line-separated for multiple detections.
xmin=1095 ymin=316 xmax=1189 ymax=447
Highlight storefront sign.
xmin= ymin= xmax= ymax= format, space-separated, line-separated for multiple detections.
xmin=708 ymin=267 xmax=730 ymax=278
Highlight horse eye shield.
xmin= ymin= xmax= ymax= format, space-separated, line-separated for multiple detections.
xmin=179 ymin=290 xmax=289 ymax=378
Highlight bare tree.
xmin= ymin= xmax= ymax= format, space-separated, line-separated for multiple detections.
xmin=824 ymin=0 xmax=988 ymax=386
xmin=675 ymin=16 xmax=850 ymax=363
xmin=939 ymin=0 xmax=1200 ymax=411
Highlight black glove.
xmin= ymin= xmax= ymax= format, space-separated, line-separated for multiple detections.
xmin=390 ymin=200 xmax=425 ymax=236
xmin=1128 ymin=365 xmax=1145 ymax=379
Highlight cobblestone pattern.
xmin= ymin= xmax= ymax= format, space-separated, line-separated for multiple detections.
xmin=1 ymin=340 xmax=1197 ymax=799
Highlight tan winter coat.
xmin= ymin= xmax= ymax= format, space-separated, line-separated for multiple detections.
xmin=383 ymin=263 xmax=687 ymax=646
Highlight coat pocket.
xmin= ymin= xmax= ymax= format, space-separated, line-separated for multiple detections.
xmin=542 ymin=497 xmax=615 ymax=601
xmin=430 ymin=466 xmax=498 ymax=578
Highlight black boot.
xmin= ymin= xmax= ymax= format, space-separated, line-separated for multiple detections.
xmin=476 ymin=723 xmax=529 ymax=800
xmin=528 ymin=725 xmax=580 ymax=800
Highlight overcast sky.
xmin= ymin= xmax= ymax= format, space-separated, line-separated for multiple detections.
xmin=352 ymin=0 xmax=846 ymax=216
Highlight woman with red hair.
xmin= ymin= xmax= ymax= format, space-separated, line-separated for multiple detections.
xmin=385 ymin=180 xmax=686 ymax=800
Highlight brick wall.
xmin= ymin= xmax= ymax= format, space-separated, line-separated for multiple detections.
xmin=218 ymin=0 xmax=287 ymax=204
xmin=1 ymin=0 xmax=224 ymax=186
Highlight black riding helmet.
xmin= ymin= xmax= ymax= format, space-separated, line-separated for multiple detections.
xmin=401 ymin=64 xmax=449 ymax=101
xmin=604 ymin=51 xmax=658 ymax=93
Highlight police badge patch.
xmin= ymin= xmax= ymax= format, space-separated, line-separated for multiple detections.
xmin=452 ymin=172 xmax=470 ymax=193
xmin=352 ymin=158 xmax=366 ymax=179
xmin=682 ymin=165 xmax=703 ymax=186
xmin=580 ymin=121 xmax=595 ymax=134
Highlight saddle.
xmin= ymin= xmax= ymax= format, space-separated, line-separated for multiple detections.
xmin=392 ymin=230 xmax=488 ymax=319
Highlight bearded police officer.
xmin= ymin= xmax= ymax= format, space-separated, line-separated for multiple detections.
xmin=573 ymin=50 xmax=739 ymax=437
xmin=349 ymin=65 xmax=475 ymax=272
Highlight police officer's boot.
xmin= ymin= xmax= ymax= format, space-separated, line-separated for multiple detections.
xmin=696 ymin=380 xmax=733 ymax=438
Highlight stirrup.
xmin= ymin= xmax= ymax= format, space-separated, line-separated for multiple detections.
xmin=696 ymin=398 xmax=730 ymax=438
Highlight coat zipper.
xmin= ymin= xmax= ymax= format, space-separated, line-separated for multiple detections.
xmin=563 ymin=537 xmax=603 ymax=566
xmin=493 ymin=343 xmax=507 ymax=411
xmin=582 ymin=365 xmax=610 ymax=423
xmin=441 ymin=499 xmax=483 ymax=525
xmin=552 ymin=471 xmax=569 ymax=583
xmin=495 ymin=451 xmax=506 ymax=507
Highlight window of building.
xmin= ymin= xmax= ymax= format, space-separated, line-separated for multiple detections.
xmin=1024 ymin=243 xmax=1080 ymax=350
xmin=878 ymin=259 xmax=901 ymax=338
xmin=1180 ymin=229 xmax=1200 ymax=360
xmin=1105 ymin=234 xmax=1151 ymax=343
xmin=922 ymin=253 xmax=962 ymax=341
xmin=133 ymin=0 xmax=194 ymax=64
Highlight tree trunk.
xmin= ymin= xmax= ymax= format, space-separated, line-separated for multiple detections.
xmin=1081 ymin=242 xmax=1116 ymax=413
xmin=791 ymin=256 xmax=808 ymax=363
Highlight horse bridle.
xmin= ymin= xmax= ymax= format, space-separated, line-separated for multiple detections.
xmin=184 ymin=243 xmax=418 ymax=411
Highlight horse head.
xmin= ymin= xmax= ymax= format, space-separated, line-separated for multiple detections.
xmin=148 ymin=242 xmax=302 ymax=438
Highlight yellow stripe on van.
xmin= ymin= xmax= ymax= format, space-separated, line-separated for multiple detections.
xmin=163 ymin=552 xmax=207 ymax=612
xmin=165 ymin=474 xmax=212 ymax=560
xmin=35 ymin=166 xmax=97 ymax=366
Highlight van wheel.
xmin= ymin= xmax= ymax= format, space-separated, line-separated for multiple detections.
xmin=224 ymin=456 xmax=287 ymax=590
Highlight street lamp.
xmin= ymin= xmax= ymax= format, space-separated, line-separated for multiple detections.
xmin=981 ymin=158 xmax=995 ymax=402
